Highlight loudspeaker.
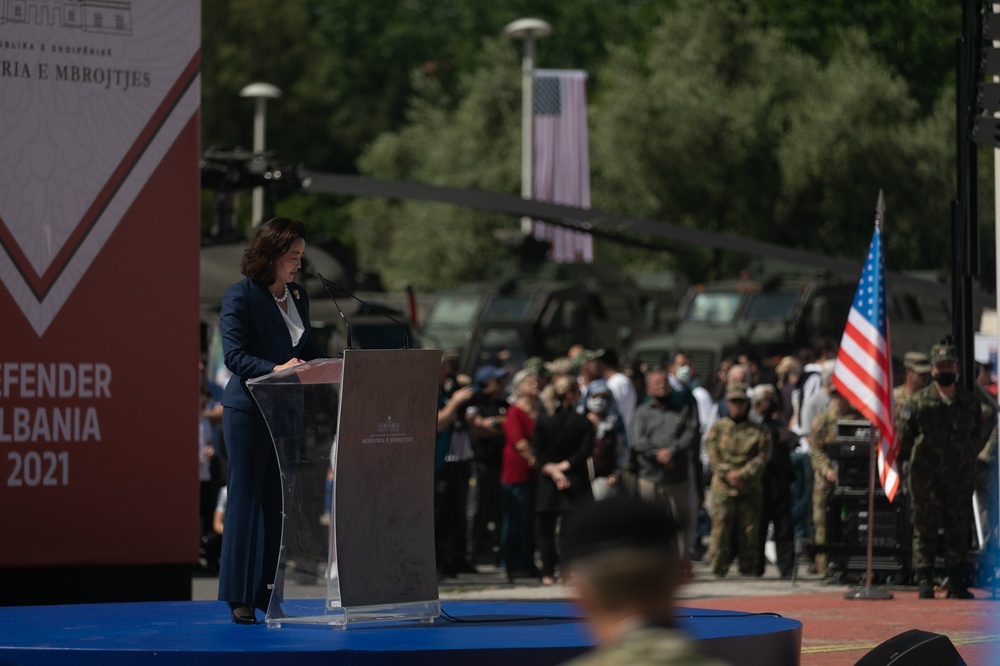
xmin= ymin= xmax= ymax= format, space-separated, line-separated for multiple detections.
xmin=853 ymin=629 xmax=966 ymax=665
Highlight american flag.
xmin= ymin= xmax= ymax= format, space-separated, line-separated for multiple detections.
xmin=832 ymin=223 xmax=899 ymax=502
xmin=532 ymin=69 xmax=593 ymax=262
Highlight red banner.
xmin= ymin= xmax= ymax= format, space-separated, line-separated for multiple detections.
xmin=0 ymin=4 xmax=201 ymax=567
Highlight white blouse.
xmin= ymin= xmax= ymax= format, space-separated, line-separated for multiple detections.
xmin=276 ymin=286 xmax=305 ymax=347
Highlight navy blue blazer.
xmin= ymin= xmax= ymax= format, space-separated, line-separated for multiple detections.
xmin=220 ymin=277 xmax=323 ymax=413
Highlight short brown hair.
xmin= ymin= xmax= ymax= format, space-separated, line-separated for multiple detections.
xmin=240 ymin=217 xmax=307 ymax=287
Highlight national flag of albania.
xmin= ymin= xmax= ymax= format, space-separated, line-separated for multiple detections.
xmin=0 ymin=3 xmax=201 ymax=568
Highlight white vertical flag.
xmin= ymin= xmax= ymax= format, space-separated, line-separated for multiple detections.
xmin=532 ymin=69 xmax=593 ymax=262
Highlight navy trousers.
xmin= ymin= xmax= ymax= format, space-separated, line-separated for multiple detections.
xmin=218 ymin=406 xmax=282 ymax=608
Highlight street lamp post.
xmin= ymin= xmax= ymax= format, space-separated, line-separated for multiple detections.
xmin=239 ymin=82 xmax=282 ymax=227
xmin=503 ymin=18 xmax=553 ymax=235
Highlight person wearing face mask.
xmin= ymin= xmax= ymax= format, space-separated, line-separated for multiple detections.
xmin=666 ymin=352 xmax=715 ymax=561
xmin=897 ymin=337 xmax=991 ymax=599
xmin=705 ymin=383 xmax=770 ymax=577
xmin=583 ymin=380 xmax=628 ymax=500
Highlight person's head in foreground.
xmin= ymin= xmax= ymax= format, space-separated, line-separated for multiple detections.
xmin=560 ymin=497 xmax=733 ymax=665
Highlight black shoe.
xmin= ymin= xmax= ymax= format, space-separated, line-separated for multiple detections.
xmin=229 ymin=603 xmax=258 ymax=625
xmin=946 ymin=565 xmax=974 ymax=599
xmin=918 ymin=579 xmax=934 ymax=599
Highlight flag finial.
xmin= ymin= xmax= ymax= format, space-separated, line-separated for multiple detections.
xmin=875 ymin=189 xmax=885 ymax=227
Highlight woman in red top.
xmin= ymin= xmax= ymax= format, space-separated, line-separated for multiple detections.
xmin=501 ymin=369 xmax=541 ymax=582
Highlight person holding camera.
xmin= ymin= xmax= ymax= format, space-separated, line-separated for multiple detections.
xmin=436 ymin=355 xmax=477 ymax=578
xmin=466 ymin=365 xmax=510 ymax=567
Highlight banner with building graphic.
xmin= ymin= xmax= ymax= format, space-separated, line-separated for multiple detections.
xmin=0 ymin=2 xmax=201 ymax=568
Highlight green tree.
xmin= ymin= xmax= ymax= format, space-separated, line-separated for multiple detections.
xmin=352 ymin=39 xmax=523 ymax=290
xmin=201 ymin=0 xmax=335 ymax=169
xmin=748 ymin=0 xmax=960 ymax=113
xmin=590 ymin=2 xmax=954 ymax=280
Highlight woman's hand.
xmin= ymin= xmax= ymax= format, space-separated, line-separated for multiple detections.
xmin=542 ymin=463 xmax=571 ymax=490
xmin=273 ymin=358 xmax=304 ymax=372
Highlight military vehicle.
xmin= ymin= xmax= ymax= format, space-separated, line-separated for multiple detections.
xmin=628 ymin=265 xmax=987 ymax=391
xmin=420 ymin=259 xmax=678 ymax=376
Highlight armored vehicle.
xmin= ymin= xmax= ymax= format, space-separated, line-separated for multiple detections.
xmin=420 ymin=261 xmax=674 ymax=377
xmin=629 ymin=268 xmax=976 ymax=391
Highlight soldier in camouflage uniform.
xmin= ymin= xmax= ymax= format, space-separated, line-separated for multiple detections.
xmin=705 ymin=383 xmax=770 ymax=577
xmin=891 ymin=351 xmax=931 ymax=423
xmin=896 ymin=337 xmax=989 ymax=599
xmin=808 ymin=383 xmax=862 ymax=575
xmin=560 ymin=496 xmax=733 ymax=666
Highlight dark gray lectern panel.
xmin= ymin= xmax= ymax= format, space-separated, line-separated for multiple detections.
xmin=247 ymin=351 xmax=441 ymax=627
xmin=334 ymin=349 xmax=440 ymax=608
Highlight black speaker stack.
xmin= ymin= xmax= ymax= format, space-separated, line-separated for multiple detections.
xmin=819 ymin=420 xmax=912 ymax=584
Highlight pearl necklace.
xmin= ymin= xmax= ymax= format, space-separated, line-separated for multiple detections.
xmin=272 ymin=285 xmax=289 ymax=304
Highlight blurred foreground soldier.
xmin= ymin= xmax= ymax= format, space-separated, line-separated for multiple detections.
xmin=705 ymin=384 xmax=769 ymax=577
xmin=897 ymin=337 xmax=989 ymax=599
xmin=560 ymin=496 xmax=732 ymax=666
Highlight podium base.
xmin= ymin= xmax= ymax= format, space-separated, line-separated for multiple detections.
xmin=267 ymin=599 xmax=441 ymax=628
xmin=845 ymin=586 xmax=893 ymax=600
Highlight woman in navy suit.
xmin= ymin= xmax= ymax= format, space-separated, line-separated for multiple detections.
xmin=218 ymin=217 xmax=323 ymax=624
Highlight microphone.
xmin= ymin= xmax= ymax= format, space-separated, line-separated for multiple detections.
xmin=315 ymin=273 xmax=411 ymax=349
xmin=314 ymin=272 xmax=353 ymax=351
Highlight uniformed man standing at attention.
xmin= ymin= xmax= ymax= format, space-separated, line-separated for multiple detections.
xmin=897 ymin=337 xmax=989 ymax=599
xmin=892 ymin=351 xmax=931 ymax=422
xmin=705 ymin=383 xmax=770 ymax=578
xmin=807 ymin=381 xmax=862 ymax=576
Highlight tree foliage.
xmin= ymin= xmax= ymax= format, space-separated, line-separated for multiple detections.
xmin=200 ymin=0 xmax=983 ymax=290
xmin=352 ymin=39 xmax=523 ymax=290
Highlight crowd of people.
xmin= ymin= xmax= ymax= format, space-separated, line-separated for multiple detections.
xmin=196 ymin=217 xmax=998 ymax=630
xmin=433 ymin=337 xmax=999 ymax=596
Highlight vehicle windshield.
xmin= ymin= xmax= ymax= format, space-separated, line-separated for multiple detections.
xmin=482 ymin=296 xmax=532 ymax=321
xmin=685 ymin=292 xmax=742 ymax=324
xmin=473 ymin=327 xmax=528 ymax=375
xmin=744 ymin=292 xmax=799 ymax=321
xmin=425 ymin=294 xmax=480 ymax=326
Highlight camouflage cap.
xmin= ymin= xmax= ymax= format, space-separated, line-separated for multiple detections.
xmin=544 ymin=357 xmax=574 ymax=375
xmin=522 ymin=356 xmax=549 ymax=376
xmin=903 ymin=351 xmax=932 ymax=374
xmin=725 ymin=383 xmax=750 ymax=401
xmin=570 ymin=348 xmax=602 ymax=371
xmin=930 ymin=339 xmax=959 ymax=364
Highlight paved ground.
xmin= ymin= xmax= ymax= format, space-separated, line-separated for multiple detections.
xmin=193 ymin=557 xmax=1000 ymax=664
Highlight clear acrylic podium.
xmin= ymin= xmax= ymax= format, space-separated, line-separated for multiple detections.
xmin=245 ymin=349 xmax=442 ymax=628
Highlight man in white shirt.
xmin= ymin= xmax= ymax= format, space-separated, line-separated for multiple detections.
xmin=599 ymin=349 xmax=637 ymax=439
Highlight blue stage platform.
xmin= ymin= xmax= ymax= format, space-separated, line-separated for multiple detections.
xmin=0 ymin=600 xmax=801 ymax=665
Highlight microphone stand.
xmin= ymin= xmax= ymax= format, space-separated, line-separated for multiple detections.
xmin=315 ymin=273 xmax=411 ymax=349
xmin=314 ymin=273 xmax=353 ymax=351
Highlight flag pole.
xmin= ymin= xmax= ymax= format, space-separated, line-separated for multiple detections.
xmin=846 ymin=190 xmax=894 ymax=600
